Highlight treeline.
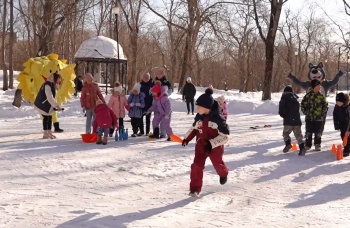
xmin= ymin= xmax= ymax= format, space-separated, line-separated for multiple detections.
xmin=1 ymin=0 xmax=350 ymax=99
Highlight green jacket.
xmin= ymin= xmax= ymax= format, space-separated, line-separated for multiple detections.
xmin=301 ymin=90 xmax=328 ymax=121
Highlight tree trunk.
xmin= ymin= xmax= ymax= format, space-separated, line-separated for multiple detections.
xmin=1 ymin=0 xmax=8 ymax=91
xmin=262 ymin=39 xmax=275 ymax=100
xmin=178 ymin=34 xmax=191 ymax=92
xmin=127 ymin=35 xmax=138 ymax=91
xmin=8 ymin=0 xmax=14 ymax=89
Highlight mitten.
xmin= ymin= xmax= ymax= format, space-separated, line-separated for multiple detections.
xmin=143 ymin=110 xmax=151 ymax=116
xmin=182 ymin=139 xmax=189 ymax=147
xmin=129 ymin=102 xmax=135 ymax=107
xmin=135 ymin=103 xmax=141 ymax=107
xmin=337 ymin=67 xmax=347 ymax=77
xmin=204 ymin=141 xmax=212 ymax=152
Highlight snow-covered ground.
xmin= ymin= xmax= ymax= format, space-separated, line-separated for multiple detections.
xmin=1 ymin=72 xmax=350 ymax=228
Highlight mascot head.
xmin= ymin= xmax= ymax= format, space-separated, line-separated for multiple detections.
xmin=308 ymin=62 xmax=325 ymax=81
xmin=17 ymin=53 xmax=76 ymax=105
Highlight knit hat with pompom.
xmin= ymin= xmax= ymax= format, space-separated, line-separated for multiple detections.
xmin=196 ymin=88 xmax=214 ymax=109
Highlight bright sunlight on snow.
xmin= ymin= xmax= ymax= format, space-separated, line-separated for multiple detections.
xmin=1 ymin=72 xmax=350 ymax=228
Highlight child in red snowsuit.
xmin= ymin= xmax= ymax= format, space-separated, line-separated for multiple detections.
xmin=182 ymin=88 xmax=230 ymax=196
xmin=93 ymin=100 xmax=118 ymax=145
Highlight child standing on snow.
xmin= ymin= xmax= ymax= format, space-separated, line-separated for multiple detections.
xmin=147 ymin=81 xmax=174 ymax=140
xmin=278 ymin=85 xmax=306 ymax=156
xmin=108 ymin=82 xmax=128 ymax=136
xmin=217 ymin=95 xmax=228 ymax=120
xmin=181 ymin=88 xmax=229 ymax=197
xmin=333 ymin=92 xmax=350 ymax=157
xmin=301 ymin=79 xmax=328 ymax=151
xmin=128 ymin=83 xmax=145 ymax=137
xmin=93 ymin=99 xmax=118 ymax=145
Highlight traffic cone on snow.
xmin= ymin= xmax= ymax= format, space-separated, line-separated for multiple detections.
xmin=336 ymin=145 xmax=343 ymax=160
xmin=331 ymin=144 xmax=337 ymax=154
xmin=291 ymin=141 xmax=298 ymax=151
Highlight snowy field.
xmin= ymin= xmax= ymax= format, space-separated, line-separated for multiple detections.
xmin=1 ymin=73 xmax=350 ymax=228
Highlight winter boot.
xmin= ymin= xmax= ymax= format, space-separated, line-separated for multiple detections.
xmin=149 ymin=127 xmax=160 ymax=139
xmin=283 ymin=139 xmax=292 ymax=153
xmin=139 ymin=127 xmax=145 ymax=136
xmin=96 ymin=135 xmax=102 ymax=144
xmin=102 ymin=136 xmax=108 ymax=145
xmin=53 ymin=122 xmax=64 ymax=133
xmin=343 ymin=147 xmax=350 ymax=157
xmin=189 ymin=191 xmax=200 ymax=197
xmin=298 ymin=143 xmax=306 ymax=156
xmin=315 ymin=144 xmax=321 ymax=151
xmin=220 ymin=176 xmax=227 ymax=185
xmin=47 ymin=130 xmax=56 ymax=139
xmin=43 ymin=130 xmax=49 ymax=139
xmin=146 ymin=125 xmax=150 ymax=136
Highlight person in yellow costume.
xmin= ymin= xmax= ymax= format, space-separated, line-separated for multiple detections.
xmin=17 ymin=53 xmax=76 ymax=135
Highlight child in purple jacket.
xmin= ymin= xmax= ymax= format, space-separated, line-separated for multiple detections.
xmin=148 ymin=81 xmax=173 ymax=140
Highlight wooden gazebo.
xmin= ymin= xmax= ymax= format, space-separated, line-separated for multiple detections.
xmin=74 ymin=36 xmax=127 ymax=94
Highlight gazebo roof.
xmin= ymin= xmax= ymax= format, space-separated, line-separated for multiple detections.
xmin=74 ymin=35 xmax=127 ymax=61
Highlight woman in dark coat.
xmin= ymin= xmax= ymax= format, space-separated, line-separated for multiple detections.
xmin=140 ymin=72 xmax=154 ymax=135
xmin=182 ymin=77 xmax=196 ymax=115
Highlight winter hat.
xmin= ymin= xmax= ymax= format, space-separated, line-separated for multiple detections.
xmin=186 ymin=77 xmax=192 ymax=82
xmin=196 ymin=88 xmax=214 ymax=109
xmin=151 ymin=84 xmax=162 ymax=94
xmin=114 ymin=86 xmax=123 ymax=93
xmin=217 ymin=95 xmax=225 ymax=103
xmin=96 ymin=99 xmax=103 ymax=106
xmin=132 ymin=83 xmax=141 ymax=93
xmin=311 ymin=79 xmax=321 ymax=88
xmin=336 ymin=92 xmax=346 ymax=103
xmin=283 ymin=85 xmax=293 ymax=93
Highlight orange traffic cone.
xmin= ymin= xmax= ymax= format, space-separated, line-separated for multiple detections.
xmin=291 ymin=142 xmax=298 ymax=151
xmin=331 ymin=144 xmax=337 ymax=153
xmin=336 ymin=145 xmax=343 ymax=160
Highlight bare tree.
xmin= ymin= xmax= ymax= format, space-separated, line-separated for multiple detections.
xmin=252 ymin=0 xmax=288 ymax=100
xmin=8 ymin=0 xmax=14 ymax=89
xmin=1 ymin=0 xmax=8 ymax=91
xmin=143 ymin=0 xmax=229 ymax=90
xmin=118 ymin=0 xmax=143 ymax=90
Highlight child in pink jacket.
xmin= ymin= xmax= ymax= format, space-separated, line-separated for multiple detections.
xmin=108 ymin=82 xmax=128 ymax=136
xmin=217 ymin=95 xmax=228 ymax=120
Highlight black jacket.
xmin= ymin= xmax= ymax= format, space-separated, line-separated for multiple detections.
xmin=333 ymin=104 xmax=350 ymax=131
xmin=279 ymin=91 xmax=302 ymax=126
xmin=182 ymin=82 xmax=196 ymax=101
xmin=34 ymin=81 xmax=56 ymax=114
xmin=75 ymin=78 xmax=83 ymax=92
xmin=158 ymin=76 xmax=172 ymax=89
xmin=140 ymin=79 xmax=155 ymax=111
xmin=193 ymin=100 xmax=229 ymax=135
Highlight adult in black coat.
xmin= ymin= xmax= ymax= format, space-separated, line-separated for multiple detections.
xmin=140 ymin=72 xmax=154 ymax=135
xmin=278 ymin=85 xmax=305 ymax=155
xmin=155 ymin=67 xmax=172 ymax=94
xmin=182 ymin=77 xmax=196 ymax=114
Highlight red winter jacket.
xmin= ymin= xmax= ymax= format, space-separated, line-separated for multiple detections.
xmin=184 ymin=101 xmax=229 ymax=151
xmin=80 ymin=82 xmax=105 ymax=109
xmin=93 ymin=104 xmax=118 ymax=133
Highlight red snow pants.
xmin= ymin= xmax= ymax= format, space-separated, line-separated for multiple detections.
xmin=190 ymin=144 xmax=228 ymax=193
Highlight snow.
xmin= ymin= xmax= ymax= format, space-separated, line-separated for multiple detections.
xmin=74 ymin=36 xmax=127 ymax=60
xmin=1 ymin=72 xmax=350 ymax=228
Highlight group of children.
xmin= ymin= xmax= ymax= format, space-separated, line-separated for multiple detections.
xmin=89 ymin=80 xmax=230 ymax=197
xmin=279 ymin=79 xmax=350 ymax=157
